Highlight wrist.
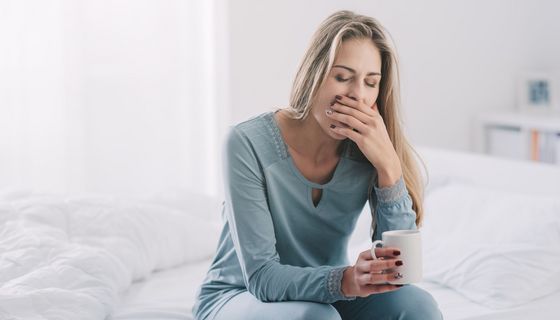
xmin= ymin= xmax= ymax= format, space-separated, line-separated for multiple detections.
xmin=341 ymin=266 xmax=355 ymax=297
xmin=377 ymin=164 xmax=402 ymax=188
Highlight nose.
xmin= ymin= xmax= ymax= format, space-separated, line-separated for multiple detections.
xmin=346 ymin=82 xmax=366 ymax=103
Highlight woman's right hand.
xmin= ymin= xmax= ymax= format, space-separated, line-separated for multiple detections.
xmin=341 ymin=247 xmax=403 ymax=297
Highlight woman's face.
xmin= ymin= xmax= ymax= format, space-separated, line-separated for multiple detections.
xmin=310 ymin=38 xmax=382 ymax=140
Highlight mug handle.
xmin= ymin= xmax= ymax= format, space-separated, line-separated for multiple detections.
xmin=371 ymin=240 xmax=384 ymax=259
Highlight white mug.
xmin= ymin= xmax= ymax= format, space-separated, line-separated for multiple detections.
xmin=371 ymin=229 xmax=422 ymax=285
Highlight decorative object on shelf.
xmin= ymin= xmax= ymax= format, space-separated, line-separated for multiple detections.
xmin=516 ymin=72 xmax=559 ymax=114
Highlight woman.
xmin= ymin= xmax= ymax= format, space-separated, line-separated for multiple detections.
xmin=193 ymin=10 xmax=442 ymax=320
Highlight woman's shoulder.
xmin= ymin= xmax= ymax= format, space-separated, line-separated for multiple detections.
xmin=226 ymin=110 xmax=275 ymax=143
xmin=224 ymin=109 xmax=286 ymax=162
xmin=232 ymin=111 xmax=272 ymax=133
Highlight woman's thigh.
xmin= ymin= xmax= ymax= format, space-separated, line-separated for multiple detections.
xmin=213 ymin=291 xmax=341 ymax=320
xmin=332 ymin=285 xmax=443 ymax=320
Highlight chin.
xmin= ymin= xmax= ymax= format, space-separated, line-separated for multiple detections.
xmin=329 ymin=130 xmax=347 ymax=140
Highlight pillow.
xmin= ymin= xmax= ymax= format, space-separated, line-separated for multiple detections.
xmin=2 ymin=191 xmax=222 ymax=278
xmin=421 ymin=181 xmax=560 ymax=309
xmin=145 ymin=188 xmax=223 ymax=222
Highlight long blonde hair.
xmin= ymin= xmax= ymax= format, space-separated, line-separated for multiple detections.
xmin=287 ymin=10 xmax=427 ymax=234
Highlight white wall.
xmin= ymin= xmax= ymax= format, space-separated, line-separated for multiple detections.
xmin=0 ymin=0 xmax=225 ymax=198
xmin=227 ymin=0 xmax=560 ymax=152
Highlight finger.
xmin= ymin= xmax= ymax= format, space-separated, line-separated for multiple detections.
xmin=369 ymin=259 xmax=403 ymax=273
xmin=354 ymin=258 xmax=404 ymax=273
xmin=373 ymin=247 xmax=401 ymax=259
xmin=361 ymin=271 xmax=399 ymax=285
xmin=332 ymin=99 xmax=375 ymax=119
xmin=356 ymin=257 xmax=394 ymax=273
xmin=363 ymin=284 xmax=403 ymax=295
xmin=326 ymin=108 xmax=370 ymax=133
xmin=358 ymin=249 xmax=374 ymax=261
xmin=329 ymin=103 xmax=376 ymax=130
xmin=335 ymin=95 xmax=376 ymax=115
xmin=329 ymin=125 xmax=363 ymax=144
xmin=355 ymin=260 xmax=373 ymax=273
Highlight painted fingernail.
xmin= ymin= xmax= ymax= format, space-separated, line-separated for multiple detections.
xmin=396 ymin=285 xmax=404 ymax=287
xmin=335 ymin=95 xmax=342 ymax=100
xmin=393 ymin=250 xmax=401 ymax=256
xmin=330 ymin=124 xmax=336 ymax=129
xmin=326 ymin=109 xmax=333 ymax=116
xmin=395 ymin=260 xmax=403 ymax=266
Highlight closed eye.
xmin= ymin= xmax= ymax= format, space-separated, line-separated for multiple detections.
xmin=335 ymin=75 xmax=349 ymax=82
xmin=335 ymin=76 xmax=377 ymax=88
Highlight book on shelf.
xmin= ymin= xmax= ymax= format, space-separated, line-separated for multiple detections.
xmin=556 ymin=133 xmax=560 ymax=165
xmin=530 ymin=130 xmax=559 ymax=164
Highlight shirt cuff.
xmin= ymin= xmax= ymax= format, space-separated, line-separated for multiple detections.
xmin=326 ymin=266 xmax=356 ymax=301
xmin=373 ymin=175 xmax=407 ymax=205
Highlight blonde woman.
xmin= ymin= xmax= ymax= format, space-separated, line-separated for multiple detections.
xmin=193 ymin=10 xmax=442 ymax=320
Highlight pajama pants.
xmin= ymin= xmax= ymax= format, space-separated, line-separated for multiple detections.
xmin=212 ymin=284 xmax=443 ymax=320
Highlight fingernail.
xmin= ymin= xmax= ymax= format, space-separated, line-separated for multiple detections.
xmin=330 ymin=124 xmax=336 ymax=129
xmin=393 ymin=250 xmax=401 ymax=256
xmin=396 ymin=285 xmax=404 ymax=287
xmin=395 ymin=260 xmax=403 ymax=266
xmin=335 ymin=95 xmax=342 ymax=100
xmin=330 ymin=100 xmax=336 ymax=106
xmin=326 ymin=109 xmax=333 ymax=116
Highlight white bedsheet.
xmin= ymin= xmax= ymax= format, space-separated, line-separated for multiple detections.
xmin=110 ymin=259 xmax=212 ymax=320
xmin=0 ymin=192 xmax=220 ymax=320
xmin=416 ymin=282 xmax=560 ymax=320
xmin=110 ymin=259 xmax=560 ymax=320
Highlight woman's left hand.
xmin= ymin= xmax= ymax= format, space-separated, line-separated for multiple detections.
xmin=326 ymin=94 xmax=402 ymax=187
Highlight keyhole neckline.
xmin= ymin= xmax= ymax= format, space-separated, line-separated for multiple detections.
xmin=269 ymin=110 xmax=347 ymax=189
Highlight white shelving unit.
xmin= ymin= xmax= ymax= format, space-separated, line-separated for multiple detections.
xmin=474 ymin=112 xmax=560 ymax=165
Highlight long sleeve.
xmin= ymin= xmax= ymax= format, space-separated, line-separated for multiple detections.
xmin=223 ymin=127 xmax=354 ymax=303
xmin=370 ymin=175 xmax=417 ymax=241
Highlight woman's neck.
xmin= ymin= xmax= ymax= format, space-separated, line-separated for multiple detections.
xmin=277 ymin=109 xmax=342 ymax=164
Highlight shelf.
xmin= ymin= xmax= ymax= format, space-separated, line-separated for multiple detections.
xmin=475 ymin=112 xmax=560 ymax=132
xmin=473 ymin=112 xmax=560 ymax=165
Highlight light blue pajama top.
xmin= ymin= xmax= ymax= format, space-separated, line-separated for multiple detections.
xmin=192 ymin=111 xmax=417 ymax=320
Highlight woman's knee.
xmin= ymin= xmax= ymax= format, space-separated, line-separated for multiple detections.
xmin=213 ymin=292 xmax=341 ymax=320
xmin=397 ymin=285 xmax=443 ymax=320
xmin=291 ymin=302 xmax=341 ymax=320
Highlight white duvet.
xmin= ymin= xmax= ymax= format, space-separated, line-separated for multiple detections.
xmin=0 ymin=191 xmax=221 ymax=320
xmin=421 ymin=180 xmax=560 ymax=309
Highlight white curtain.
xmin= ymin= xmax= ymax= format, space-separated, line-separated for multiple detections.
xmin=0 ymin=0 xmax=228 ymax=198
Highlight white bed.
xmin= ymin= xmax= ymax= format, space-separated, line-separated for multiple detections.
xmin=2 ymin=146 xmax=560 ymax=319
xmin=111 ymin=146 xmax=560 ymax=320
xmin=108 ymin=262 xmax=560 ymax=320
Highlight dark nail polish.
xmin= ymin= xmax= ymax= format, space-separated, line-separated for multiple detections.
xmin=396 ymin=285 xmax=404 ymax=287
xmin=393 ymin=250 xmax=401 ymax=256
xmin=395 ymin=260 xmax=403 ymax=266
xmin=335 ymin=95 xmax=342 ymax=100
xmin=330 ymin=124 xmax=336 ymax=129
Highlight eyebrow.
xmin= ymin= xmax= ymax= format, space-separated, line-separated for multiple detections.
xmin=333 ymin=65 xmax=381 ymax=76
